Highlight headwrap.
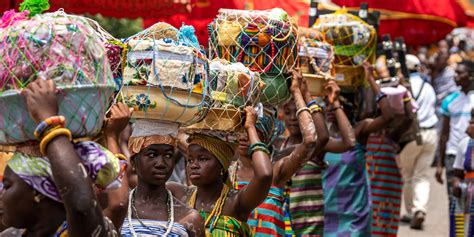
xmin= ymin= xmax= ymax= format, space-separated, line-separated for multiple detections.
xmin=255 ymin=107 xmax=284 ymax=145
xmin=7 ymin=141 xmax=127 ymax=203
xmin=187 ymin=133 xmax=237 ymax=185
xmin=128 ymin=119 xmax=178 ymax=157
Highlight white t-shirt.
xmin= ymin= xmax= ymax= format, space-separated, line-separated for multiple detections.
xmin=410 ymin=73 xmax=438 ymax=128
xmin=453 ymin=136 xmax=470 ymax=170
xmin=440 ymin=90 xmax=474 ymax=156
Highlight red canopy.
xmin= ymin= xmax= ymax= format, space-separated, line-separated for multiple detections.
xmin=332 ymin=0 xmax=470 ymax=45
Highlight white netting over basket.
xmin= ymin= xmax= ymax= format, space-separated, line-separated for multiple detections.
xmin=122 ymin=22 xmax=209 ymax=126
xmin=0 ymin=10 xmax=115 ymax=145
xmin=313 ymin=10 xmax=376 ymax=88
xmin=187 ymin=59 xmax=265 ymax=134
xmin=208 ymin=8 xmax=298 ymax=105
xmin=298 ymin=27 xmax=335 ymax=96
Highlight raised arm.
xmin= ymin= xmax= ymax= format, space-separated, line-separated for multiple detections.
xmin=356 ymin=62 xmax=395 ymax=144
xmin=272 ymin=72 xmax=319 ymax=188
xmin=22 ymin=79 xmax=111 ymax=236
xmin=237 ymin=106 xmax=273 ymax=216
xmin=102 ymin=102 xmax=133 ymax=230
xmin=322 ymin=81 xmax=356 ymax=153
xmin=436 ymin=115 xmax=450 ymax=184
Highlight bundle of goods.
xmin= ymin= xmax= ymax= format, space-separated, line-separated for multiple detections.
xmin=0 ymin=10 xmax=115 ymax=145
xmin=122 ymin=22 xmax=209 ymax=126
xmin=187 ymin=59 xmax=265 ymax=134
xmin=298 ymin=27 xmax=335 ymax=96
xmin=314 ymin=9 xmax=376 ymax=88
xmin=208 ymin=8 xmax=298 ymax=105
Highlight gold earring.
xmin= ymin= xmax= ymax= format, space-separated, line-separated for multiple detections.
xmin=34 ymin=195 xmax=41 ymax=203
xmin=220 ymin=169 xmax=224 ymax=176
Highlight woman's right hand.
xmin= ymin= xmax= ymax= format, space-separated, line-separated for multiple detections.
xmin=22 ymin=78 xmax=59 ymax=125
xmin=290 ymin=69 xmax=303 ymax=93
xmin=244 ymin=106 xmax=258 ymax=130
xmin=104 ymin=102 xmax=134 ymax=140
xmin=362 ymin=62 xmax=375 ymax=82
xmin=324 ymin=80 xmax=340 ymax=105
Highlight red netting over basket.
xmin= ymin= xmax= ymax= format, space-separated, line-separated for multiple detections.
xmin=122 ymin=22 xmax=210 ymax=126
xmin=0 ymin=10 xmax=115 ymax=145
xmin=208 ymin=8 xmax=298 ymax=105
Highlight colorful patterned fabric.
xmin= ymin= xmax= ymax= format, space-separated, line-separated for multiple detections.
xmin=200 ymin=211 xmax=253 ymax=237
xmin=235 ymin=181 xmax=285 ymax=236
xmin=464 ymin=139 xmax=474 ymax=172
xmin=323 ymin=143 xmax=371 ymax=237
xmin=121 ymin=218 xmax=189 ymax=236
xmin=7 ymin=141 xmax=126 ymax=202
xmin=55 ymin=217 xmax=119 ymax=237
xmin=366 ymin=134 xmax=402 ymax=237
xmin=283 ymin=183 xmax=295 ymax=237
xmin=288 ymin=161 xmax=324 ymax=236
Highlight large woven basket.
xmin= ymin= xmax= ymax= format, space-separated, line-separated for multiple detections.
xmin=0 ymin=85 xmax=115 ymax=145
xmin=187 ymin=107 xmax=243 ymax=132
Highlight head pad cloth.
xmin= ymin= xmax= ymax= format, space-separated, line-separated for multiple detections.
xmin=128 ymin=119 xmax=179 ymax=157
xmin=7 ymin=141 xmax=126 ymax=203
xmin=255 ymin=107 xmax=284 ymax=145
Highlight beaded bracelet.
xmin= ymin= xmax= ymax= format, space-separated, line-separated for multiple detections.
xmin=248 ymin=142 xmax=269 ymax=157
xmin=34 ymin=116 xmax=66 ymax=139
xmin=329 ymin=105 xmax=344 ymax=112
xmin=309 ymin=104 xmax=322 ymax=113
xmin=375 ymin=92 xmax=387 ymax=103
xmin=115 ymin=154 xmax=128 ymax=161
xmin=306 ymin=99 xmax=318 ymax=108
xmin=296 ymin=107 xmax=311 ymax=117
xmin=250 ymin=146 xmax=271 ymax=156
xmin=39 ymin=128 xmax=72 ymax=156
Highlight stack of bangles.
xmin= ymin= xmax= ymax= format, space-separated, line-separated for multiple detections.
xmin=34 ymin=116 xmax=72 ymax=156
xmin=305 ymin=99 xmax=323 ymax=114
xmin=248 ymin=142 xmax=270 ymax=157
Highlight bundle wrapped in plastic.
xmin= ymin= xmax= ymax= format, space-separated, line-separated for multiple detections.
xmin=187 ymin=59 xmax=265 ymax=133
xmin=314 ymin=9 xmax=376 ymax=88
xmin=208 ymin=8 xmax=298 ymax=105
xmin=298 ymin=27 xmax=335 ymax=96
xmin=122 ymin=22 xmax=209 ymax=126
xmin=0 ymin=10 xmax=115 ymax=145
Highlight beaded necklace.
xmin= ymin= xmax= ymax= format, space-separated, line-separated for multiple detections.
xmin=188 ymin=185 xmax=230 ymax=233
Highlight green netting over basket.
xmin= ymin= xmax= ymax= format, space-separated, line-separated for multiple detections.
xmin=187 ymin=59 xmax=264 ymax=134
xmin=0 ymin=10 xmax=115 ymax=145
xmin=122 ymin=22 xmax=209 ymax=126
xmin=298 ymin=27 xmax=335 ymax=96
xmin=208 ymin=8 xmax=298 ymax=105
xmin=313 ymin=9 xmax=376 ymax=88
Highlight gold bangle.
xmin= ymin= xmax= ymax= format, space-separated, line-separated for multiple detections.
xmin=39 ymin=128 xmax=72 ymax=156
xmin=296 ymin=107 xmax=311 ymax=117
xmin=115 ymin=154 xmax=128 ymax=161
xmin=309 ymin=105 xmax=322 ymax=113
xmin=403 ymin=97 xmax=411 ymax=103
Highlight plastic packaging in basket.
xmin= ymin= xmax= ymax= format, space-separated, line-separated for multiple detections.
xmin=187 ymin=59 xmax=265 ymax=133
xmin=298 ymin=27 xmax=335 ymax=96
xmin=208 ymin=8 xmax=298 ymax=105
xmin=314 ymin=9 xmax=376 ymax=88
xmin=0 ymin=10 xmax=115 ymax=145
xmin=122 ymin=23 xmax=209 ymax=126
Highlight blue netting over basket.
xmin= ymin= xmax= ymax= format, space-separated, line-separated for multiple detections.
xmin=208 ymin=8 xmax=298 ymax=105
xmin=187 ymin=59 xmax=264 ymax=134
xmin=122 ymin=22 xmax=209 ymax=126
xmin=0 ymin=10 xmax=115 ymax=145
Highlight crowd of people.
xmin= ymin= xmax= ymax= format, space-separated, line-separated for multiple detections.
xmin=0 ymin=11 xmax=473 ymax=237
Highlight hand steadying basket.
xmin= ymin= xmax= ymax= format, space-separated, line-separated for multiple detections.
xmin=0 ymin=10 xmax=115 ymax=145
xmin=208 ymin=8 xmax=298 ymax=105
xmin=122 ymin=23 xmax=209 ymax=126
xmin=187 ymin=59 xmax=265 ymax=134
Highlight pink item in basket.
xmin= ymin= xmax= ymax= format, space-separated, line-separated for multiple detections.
xmin=381 ymin=85 xmax=418 ymax=114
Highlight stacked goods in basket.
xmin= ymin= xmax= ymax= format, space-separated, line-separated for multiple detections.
xmin=298 ymin=27 xmax=335 ymax=96
xmin=208 ymin=8 xmax=298 ymax=105
xmin=122 ymin=22 xmax=209 ymax=126
xmin=187 ymin=59 xmax=265 ymax=134
xmin=0 ymin=10 xmax=115 ymax=145
xmin=313 ymin=9 xmax=376 ymax=88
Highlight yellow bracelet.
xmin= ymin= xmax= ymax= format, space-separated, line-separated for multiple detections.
xmin=403 ymin=97 xmax=411 ymax=103
xmin=296 ymin=107 xmax=311 ymax=117
xmin=40 ymin=128 xmax=72 ymax=156
xmin=115 ymin=154 xmax=128 ymax=161
xmin=309 ymin=105 xmax=322 ymax=113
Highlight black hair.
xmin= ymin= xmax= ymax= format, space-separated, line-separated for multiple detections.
xmin=458 ymin=60 xmax=474 ymax=74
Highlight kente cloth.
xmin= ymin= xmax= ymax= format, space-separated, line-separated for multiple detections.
xmin=366 ymin=134 xmax=402 ymax=237
xmin=7 ymin=141 xmax=126 ymax=202
xmin=323 ymin=143 xmax=371 ymax=237
xmin=121 ymin=218 xmax=189 ymax=236
xmin=289 ymin=161 xmax=324 ymax=237
xmin=235 ymin=181 xmax=285 ymax=236
xmin=200 ymin=211 xmax=253 ymax=237
xmin=283 ymin=184 xmax=295 ymax=237
xmin=54 ymin=217 xmax=119 ymax=237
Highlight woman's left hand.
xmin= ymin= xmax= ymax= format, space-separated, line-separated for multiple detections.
xmin=21 ymin=78 xmax=59 ymax=125
xmin=244 ymin=106 xmax=258 ymax=129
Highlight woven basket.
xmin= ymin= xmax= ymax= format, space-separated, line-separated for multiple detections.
xmin=0 ymin=85 xmax=115 ymax=145
xmin=187 ymin=108 xmax=243 ymax=132
xmin=334 ymin=65 xmax=366 ymax=88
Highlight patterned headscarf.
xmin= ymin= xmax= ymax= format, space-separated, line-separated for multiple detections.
xmin=187 ymin=133 xmax=237 ymax=185
xmin=7 ymin=141 xmax=127 ymax=203
xmin=255 ymin=108 xmax=284 ymax=146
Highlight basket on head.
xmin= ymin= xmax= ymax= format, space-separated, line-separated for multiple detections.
xmin=313 ymin=9 xmax=376 ymax=89
xmin=187 ymin=59 xmax=265 ymax=134
xmin=0 ymin=10 xmax=115 ymax=145
xmin=298 ymin=27 xmax=335 ymax=96
xmin=122 ymin=22 xmax=209 ymax=126
xmin=208 ymin=8 xmax=298 ymax=105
